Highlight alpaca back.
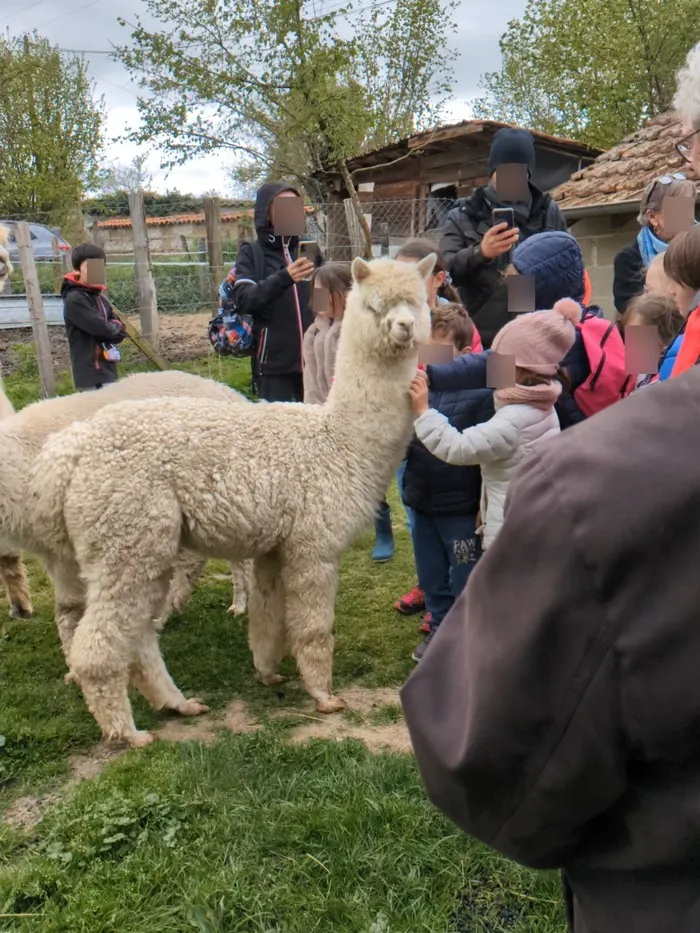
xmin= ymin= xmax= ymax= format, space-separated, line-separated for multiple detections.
xmin=2 ymin=371 xmax=248 ymax=552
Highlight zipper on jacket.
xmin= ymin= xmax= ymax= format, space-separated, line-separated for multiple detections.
xmin=283 ymin=239 xmax=305 ymax=368
xmin=588 ymin=322 xmax=614 ymax=390
xmin=258 ymin=327 xmax=269 ymax=368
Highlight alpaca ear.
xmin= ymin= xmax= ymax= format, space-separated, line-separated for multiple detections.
xmin=352 ymin=257 xmax=372 ymax=283
xmin=416 ymin=253 xmax=437 ymax=281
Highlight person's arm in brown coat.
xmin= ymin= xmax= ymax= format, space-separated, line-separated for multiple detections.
xmin=400 ymin=446 xmax=628 ymax=870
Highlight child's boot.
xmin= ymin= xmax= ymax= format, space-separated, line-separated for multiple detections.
xmin=371 ymin=502 xmax=395 ymax=562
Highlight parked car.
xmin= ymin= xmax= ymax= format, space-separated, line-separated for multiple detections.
xmin=0 ymin=221 xmax=71 ymax=262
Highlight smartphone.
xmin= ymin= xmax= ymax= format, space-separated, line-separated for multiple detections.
xmin=492 ymin=208 xmax=515 ymax=230
xmin=299 ymin=240 xmax=320 ymax=264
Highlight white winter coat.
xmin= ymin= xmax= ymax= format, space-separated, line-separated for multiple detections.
xmin=414 ymin=401 xmax=560 ymax=549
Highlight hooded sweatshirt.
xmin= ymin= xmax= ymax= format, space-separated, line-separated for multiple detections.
xmin=61 ymin=274 xmax=125 ymax=389
xmin=233 ymin=182 xmax=317 ymax=377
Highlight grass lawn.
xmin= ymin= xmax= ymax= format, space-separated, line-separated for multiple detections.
xmin=0 ymin=353 xmax=567 ymax=932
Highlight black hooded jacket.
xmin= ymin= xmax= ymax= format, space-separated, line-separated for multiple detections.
xmin=234 ymin=182 xmax=316 ymax=377
xmin=61 ymin=275 xmax=125 ymax=389
xmin=440 ymin=184 xmax=567 ymax=348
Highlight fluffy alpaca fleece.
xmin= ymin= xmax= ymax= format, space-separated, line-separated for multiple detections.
xmin=0 ymin=366 xmax=32 ymax=618
xmin=0 ymin=226 xmax=13 ymax=287
xmin=0 ymin=370 xmax=251 ymax=637
xmin=29 ymin=255 xmax=434 ymax=746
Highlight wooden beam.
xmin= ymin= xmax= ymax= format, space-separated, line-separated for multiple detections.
xmin=15 ymin=221 xmax=55 ymax=398
xmin=128 ymin=190 xmax=160 ymax=350
xmin=203 ymin=197 xmax=225 ymax=302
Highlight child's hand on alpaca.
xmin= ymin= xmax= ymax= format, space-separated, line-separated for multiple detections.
xmin=410 ymin=372 xmax=430 ymax=416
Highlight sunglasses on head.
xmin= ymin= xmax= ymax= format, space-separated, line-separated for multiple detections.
xmin=676 ymin=128 xmax=700 ymax=161
xmin=656 ymin=172 xmax=687 ymax=184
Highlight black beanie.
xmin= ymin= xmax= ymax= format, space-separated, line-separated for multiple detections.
xmin=487 ymin=128 xmax=536 ymax=178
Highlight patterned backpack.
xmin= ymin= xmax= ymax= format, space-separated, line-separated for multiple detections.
xmin=208 ymin=242 xmax=266 ymax=358
xmin=573 ymin=311 xmax=633 ymax=417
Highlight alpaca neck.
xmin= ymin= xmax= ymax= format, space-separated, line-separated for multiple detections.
xmin=325 ymin=329 xmax=416 ymax=486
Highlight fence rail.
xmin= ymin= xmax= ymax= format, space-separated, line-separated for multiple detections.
xmin=3 ymin=195 xmax=456 ymax=387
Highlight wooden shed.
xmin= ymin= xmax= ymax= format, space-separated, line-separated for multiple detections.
xmin=315 ymin=120 xmax=600 ymax=257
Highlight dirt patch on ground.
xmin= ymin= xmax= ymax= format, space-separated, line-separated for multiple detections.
xmin=2 ymin=793 xmax=59 ymax=831
xmin=0 ymin=312 xmax=213 ymax=376
xmin=283 ymin=687 xmax=412 ymax=754
xmin=290 ymin=719 xmax=411 ymax=754
xmin=2 ymin=688 xmax=410 ymax=831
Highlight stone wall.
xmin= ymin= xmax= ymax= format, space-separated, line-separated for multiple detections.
xmin=567 ymin=211 xmax=639 ymax=319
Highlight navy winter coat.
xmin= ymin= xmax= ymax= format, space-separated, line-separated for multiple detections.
xmin=403 ymin=382 xmax=494 ymax=516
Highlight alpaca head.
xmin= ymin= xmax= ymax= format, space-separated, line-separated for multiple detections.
xmin=346 ymin=255 xmax=434 ymax=357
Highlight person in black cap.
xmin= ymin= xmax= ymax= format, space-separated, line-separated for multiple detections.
xmin=440 ymin=127 xmax=567 ymax=348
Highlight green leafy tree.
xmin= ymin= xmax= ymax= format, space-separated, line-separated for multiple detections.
xmin=0 ymin=33 xmax=104 ymax=236
xmin=115 ymin=0 xmax=457 ymax=256
xmin=474 ymin=0 xmax=700 ymax=149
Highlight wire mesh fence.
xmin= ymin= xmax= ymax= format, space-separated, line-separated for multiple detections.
xmin=1 ymin=195 xmax=457 ymax=332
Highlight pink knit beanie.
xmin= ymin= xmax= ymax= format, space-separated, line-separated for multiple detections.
xmin=491 ymin=299 xmax=581 ymax=376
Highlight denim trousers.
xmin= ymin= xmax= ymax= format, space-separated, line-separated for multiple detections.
xmin=411 ymin=510 xmax=481 ymax=627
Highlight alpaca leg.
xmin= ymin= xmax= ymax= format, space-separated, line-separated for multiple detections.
xmin=130 ymin=623 xmax=209 ymax=718
xmin=0 ymin=552 xmax=33 ymax=619
xmin=69 ymin=581 xmax=161 ymax=747
xmin=228 ymin=559 xmax=252 ymax=616
xmin=50 ymin=558 xmax=86 ymax=661
xmin=155 ymin=548 xmax=207 ymax=629
xmin=248 ymin=552 xmax=286 ymax=685
xmin=283 ymin=558 xmax=345 ymax=714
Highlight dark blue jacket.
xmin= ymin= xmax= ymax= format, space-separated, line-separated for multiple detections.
xmin=403 ymin=381 xmax=494 ymax=516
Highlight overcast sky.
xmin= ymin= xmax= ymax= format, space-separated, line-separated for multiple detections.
xmin=2 ymin=0 xmax=525 ymax=196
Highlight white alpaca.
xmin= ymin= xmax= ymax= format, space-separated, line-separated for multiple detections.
xmin=0 ymin=225 xmax=14 ymax=290
xmin=29 ymin=256 xmax=433 ymax=746
xmin=0 ymin=370 xmax=251 ymax=634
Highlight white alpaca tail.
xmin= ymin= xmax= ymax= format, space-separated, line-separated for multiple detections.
xmin=0 ymin=369 xmax=15 ymax=421
xmin=30 ymin=420 xmax=92 ymax=554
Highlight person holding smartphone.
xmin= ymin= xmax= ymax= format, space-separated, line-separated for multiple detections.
xmin=234 ymin=182 xmax=322 ymax=402
xmin=440 ymin=128 xmax=567 ymax=349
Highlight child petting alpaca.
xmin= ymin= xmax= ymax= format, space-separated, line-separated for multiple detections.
xmin=393 ymin=239 xmax=484 ymax=612
xmin=403 ymin=302 xmax=492 ymax=660
xmin=408 ymin=298 xmax=578 ymax=657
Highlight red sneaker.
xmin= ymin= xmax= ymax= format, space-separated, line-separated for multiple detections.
xmin=394 ymin=586 xmax=425 ymax=615
xmin=419 ymin=612 xmax=432 ymax=634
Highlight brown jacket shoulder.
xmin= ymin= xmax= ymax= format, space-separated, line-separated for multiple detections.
xmin=401 ymin=368 xmax=700 ymax=933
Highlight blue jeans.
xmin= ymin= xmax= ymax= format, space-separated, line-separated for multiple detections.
xmin=411 ymin=511 xmax=481 ymax=628
xmin=395 ymin=460 xmax=413 ymax=532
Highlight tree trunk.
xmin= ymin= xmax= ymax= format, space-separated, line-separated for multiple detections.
xmin=337 ymin=160 xmax=373 ymax=260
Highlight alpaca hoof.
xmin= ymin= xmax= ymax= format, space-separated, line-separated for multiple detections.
xmin=175 ymin=697 xmax=210 ymax=717
xmin=228 ymin=603 xmax=247 ymax=616
xmin=64 ymin=670 xmax=78 ymax=686
xmin=129 ymin=730 xmax=157 ymax=748
xmin=315 ymin=695 xmax=347 ymax=714
xmin=10 ymin=602 xmax=32 ymax=620
xmin=255 ymin=671 xmax=286 ymax=686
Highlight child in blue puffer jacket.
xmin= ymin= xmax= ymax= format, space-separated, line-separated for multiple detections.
xmin=425 ymin=231 xmax=607 ymax=430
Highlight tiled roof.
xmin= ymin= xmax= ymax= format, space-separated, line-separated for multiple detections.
xmin=97 ymin=210 xmax=254 ymax=229
xmin=552 ymin=112 xmax=699 ymax=211
xmin=96 ymin=205 xmax=316 ymax=229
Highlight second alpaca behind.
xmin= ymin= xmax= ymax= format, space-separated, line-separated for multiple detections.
xmin=410 ymin=299 xmax=579 ymax=551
